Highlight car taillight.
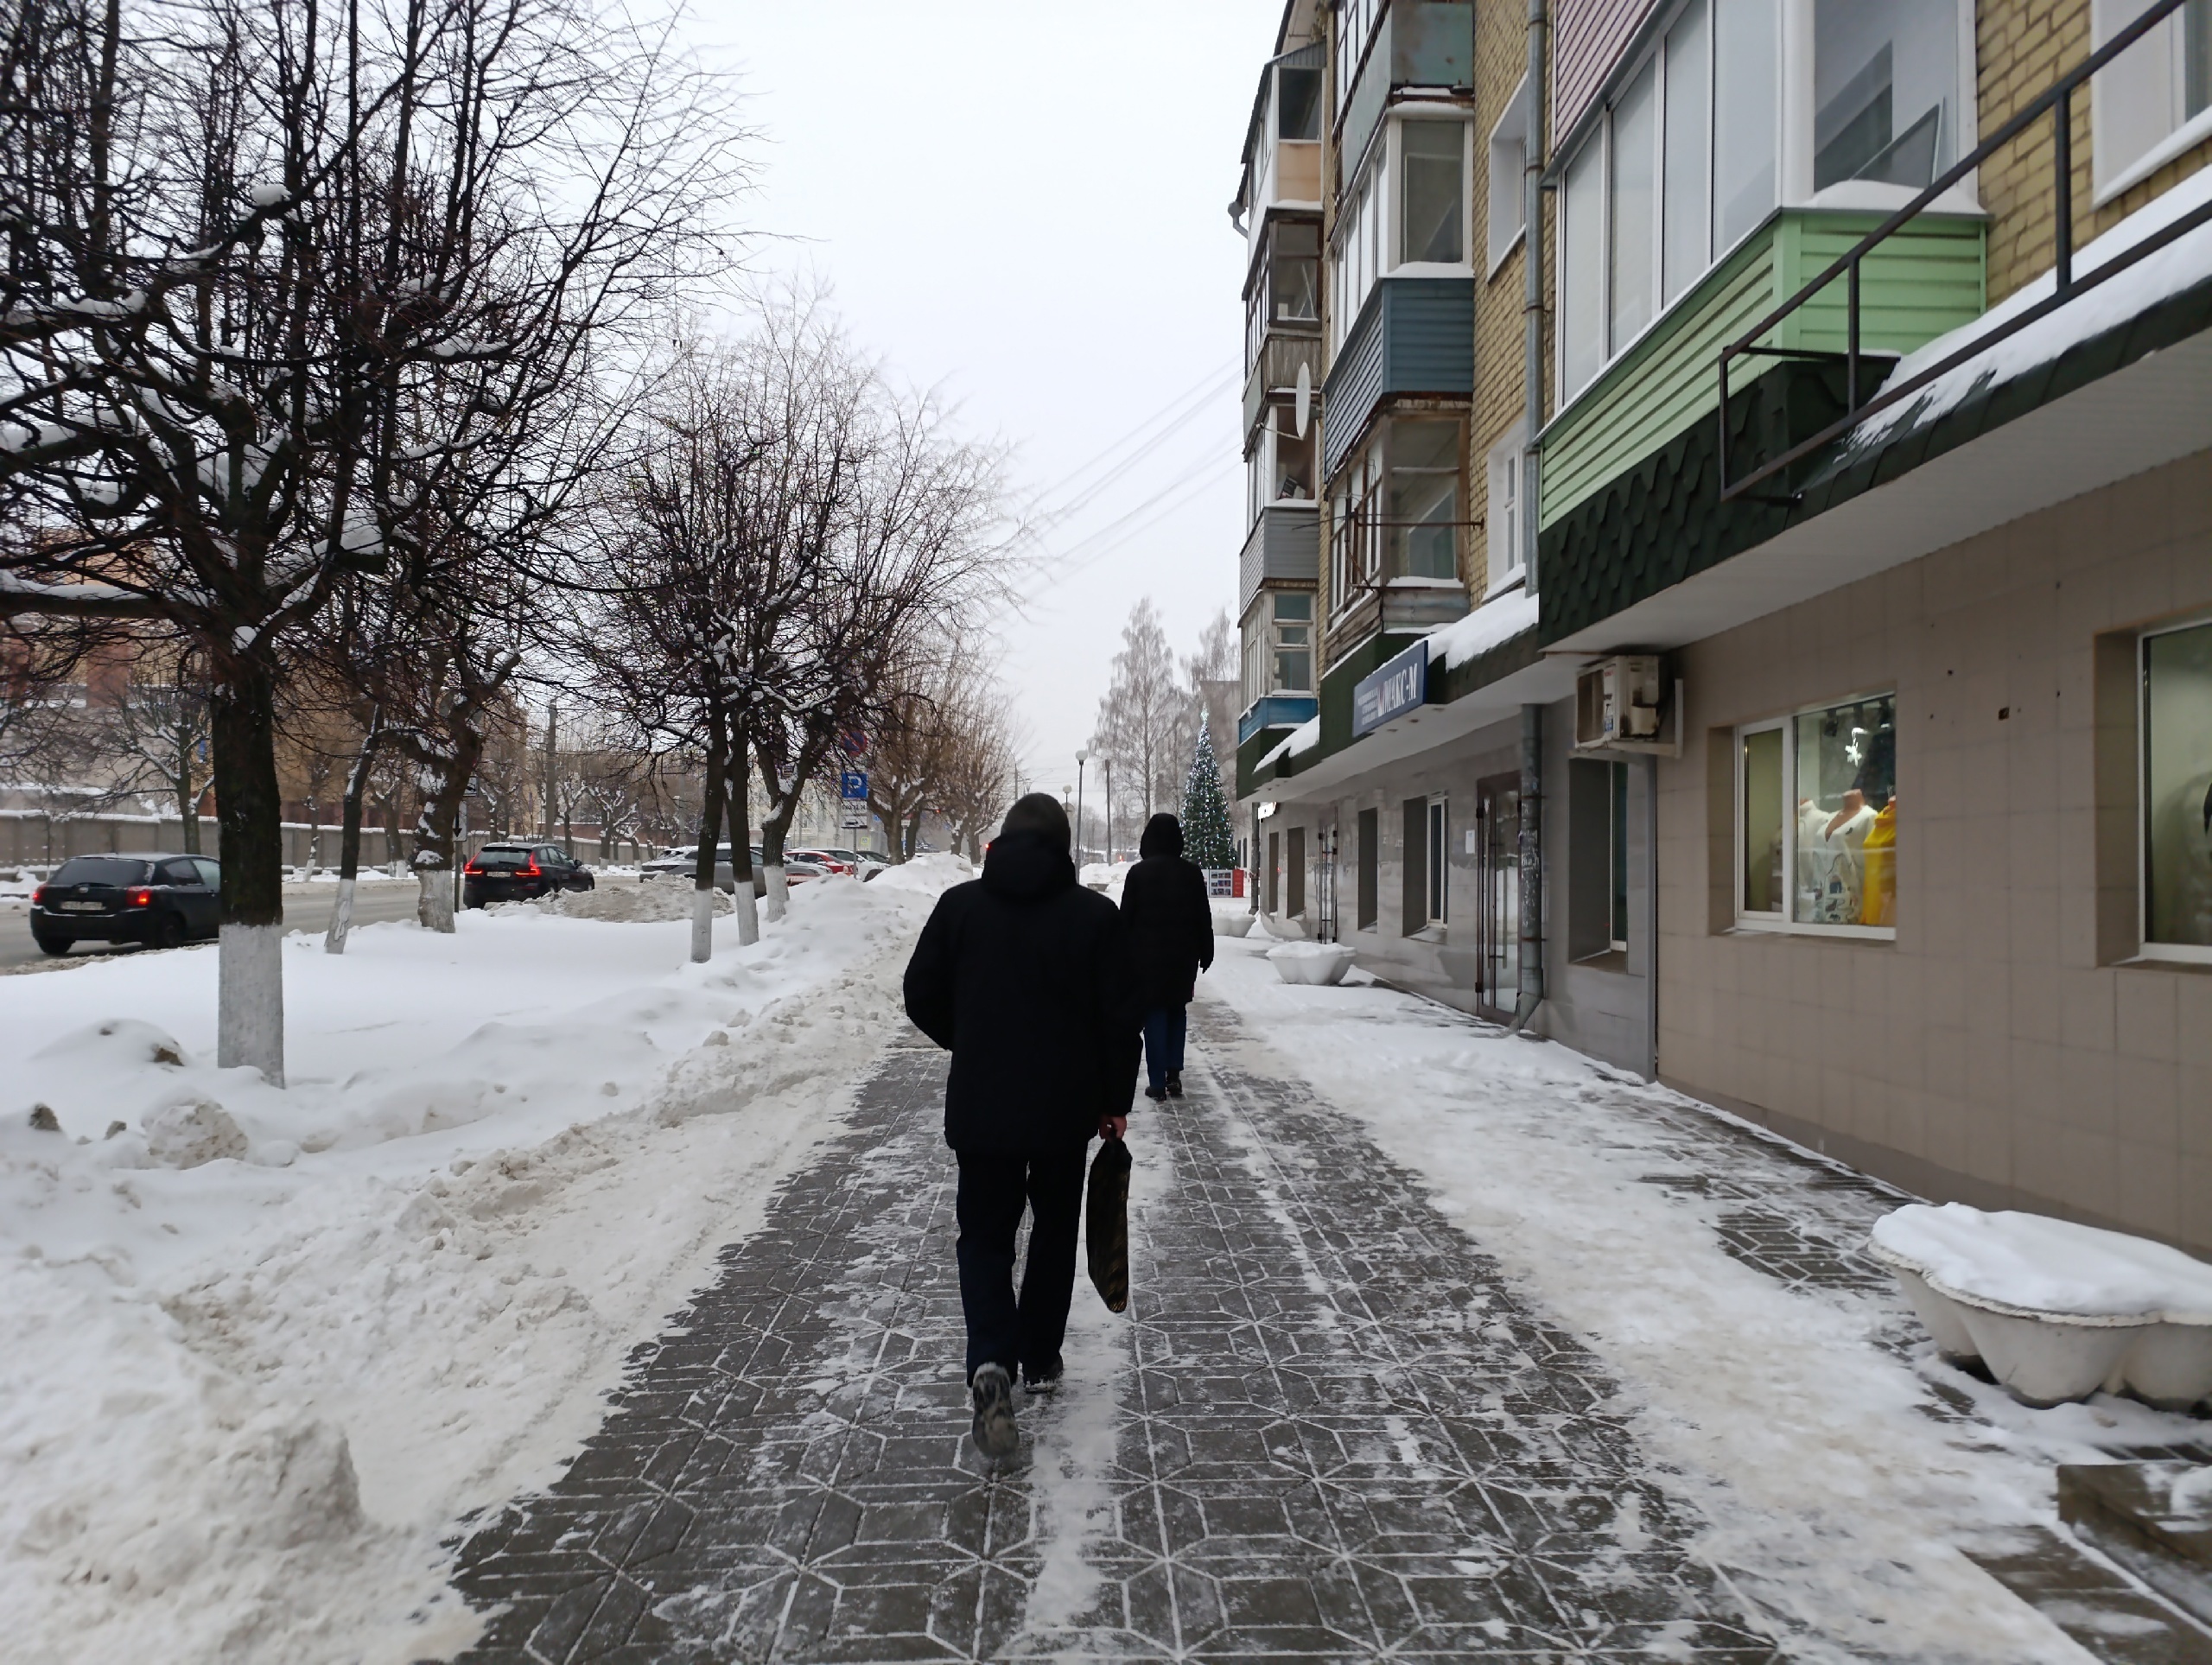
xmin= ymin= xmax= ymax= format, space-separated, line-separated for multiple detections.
xmin=521 ymin=861 xmax=540 ymax=876
xmin=129 ymin=888 xmax=153 ymax=907
xmin=464 ymin=861 xmax=482 ymax=874
xmin=30 ymin=887 xmax=46 ymax=906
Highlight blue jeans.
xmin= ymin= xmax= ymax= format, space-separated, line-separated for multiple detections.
xmin=1142 ymin=1004 xmax=1187 ymax=1093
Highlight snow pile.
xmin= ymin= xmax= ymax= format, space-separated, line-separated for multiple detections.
xmin=1853 ymin=157 xmax=2212 ymax=447
xmin=1872 ymin=1203 xmax=2212 ymax=1321
xmin=530 ymin=880 xmax=735 ymax=924
xmin=1202 ymin=937 xmax=2202 ymax=1663
xmin=0 ymin=867 xmax=959 ymax=1664
xmin=1430 ymin=585 xmax=1540 ymax=670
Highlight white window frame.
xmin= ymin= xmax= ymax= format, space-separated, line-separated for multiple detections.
xmin=1330 ymin=111 xmax=1474 ymax=353
xmin=1484 ymin=427 xmax=1527 ymax=594
xmin=1488 ymin=76 xmax=1530 ymax=275
xmin=1270 ymin=592 xmax=1316 ymax=696
xmin=2091 ymin=0 xmax=2212 ymax=202
xmin=1732 ymin=692 xmax=1898 ymax=941
xmin=2137 ymin=610 xmax=2212 ymax=965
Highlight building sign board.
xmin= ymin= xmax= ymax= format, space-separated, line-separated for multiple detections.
xmin=1351 ymin=639 xmax=1431 ymax=737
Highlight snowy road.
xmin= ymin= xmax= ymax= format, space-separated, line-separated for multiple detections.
xmin=0 ymin=880 xmax=421 ymax=970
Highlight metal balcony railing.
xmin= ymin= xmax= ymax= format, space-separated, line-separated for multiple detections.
xmin=1718 ymin=0 xmax=2211 ymax=503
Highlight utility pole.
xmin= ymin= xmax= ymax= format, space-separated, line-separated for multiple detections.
xmin=539 ymin=702 xmax=559 ymax=841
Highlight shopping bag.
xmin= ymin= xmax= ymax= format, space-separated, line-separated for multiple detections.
xmin=1085 ymin=1135 xmax=1132 ymax=1313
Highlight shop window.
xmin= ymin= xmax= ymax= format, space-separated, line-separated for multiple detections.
xmin=2094 ymin=0 xmax=2212 ymax=196
xmin=1357 ymin=805 xmax=1380 ymax=929
xmin=1488 ymin=77 xmax=1529 ymax=272
xmin=1567 ymin=758 xmax=1630 ymax=959
xmin=1388 ymin=419 xmax=1461 ymax=581
xmin=2142 ymin=617 xmax=2212 ymax=961
xmin=1402 ymin=120 xmax=1467 ymax=264
xmin=1611 ymin=760 xmax=1630 ymax=950
xmin=1735 ymin=693 xmax=1898 ymax=935
xmin=1267 ymin=829 xmax=1281 ymax=913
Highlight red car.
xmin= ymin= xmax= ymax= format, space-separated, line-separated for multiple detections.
xmin=785 ymin=848 xmax=854 ymax=877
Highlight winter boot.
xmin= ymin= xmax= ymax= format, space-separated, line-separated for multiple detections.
xmin=1022 ymin=1362 xmax=1064 ymax=1396
xmin=970 ymin=1363 xmax=1018 ymax=1458
xmin=1144 ymin=1085 xmax=1167 ymax=1103
xmin=1166 ymin=1070 xmax=1184 ymax=1098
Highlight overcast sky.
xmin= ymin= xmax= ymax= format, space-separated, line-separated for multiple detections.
xmin=690 ymin=0 xmax=1280 ymax=801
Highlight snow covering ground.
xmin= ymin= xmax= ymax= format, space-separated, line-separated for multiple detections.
xmin=0 ymin=857 xmax=969 ymax=1664
xmin=1201 ymin=925 xmax=2205 ymax=1665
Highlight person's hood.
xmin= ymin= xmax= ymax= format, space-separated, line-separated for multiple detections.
xmin=981 ymin=829 xmax=1077 ymax=902
xmin=1138 ymin=814 xmax=1184 ymax=860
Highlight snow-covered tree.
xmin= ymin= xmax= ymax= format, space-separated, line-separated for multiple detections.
xmin=1181 ymin=719 xmax=1235 ymax=871
xmin=1089 ymin=598 xmax=1182 ymax=851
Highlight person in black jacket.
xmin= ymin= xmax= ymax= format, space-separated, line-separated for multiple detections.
xmin=902 ymin=792 xmax=1138 ymax=1458
xmin=1118 ymin=812 xmax=1214 ymax=1102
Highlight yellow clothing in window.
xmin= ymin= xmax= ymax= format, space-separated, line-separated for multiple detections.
xmin=1859 ymin=799 xmax=1897 ymax=927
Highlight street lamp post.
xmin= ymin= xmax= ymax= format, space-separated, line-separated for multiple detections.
xmin=1103 ymin=758 xmax=1113 ymax=866
xmin=1075 ymin=751 xmax=1087 ymax=865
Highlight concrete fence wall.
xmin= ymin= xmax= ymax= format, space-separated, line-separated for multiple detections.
xmin=0 ymin=810 xmax=648 ymax=873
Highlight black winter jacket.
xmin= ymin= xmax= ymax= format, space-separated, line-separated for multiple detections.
xmin=902 ymin=831 xmax=1141 ymax=1153
xmin=1119 ymin=851 xmax=1214 ymax=1009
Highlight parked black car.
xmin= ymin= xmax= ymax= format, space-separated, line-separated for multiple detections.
xmin=461 ymin=843 xmax=595 ymax=907
xmin=29 ymin=854 xmax=222 ymax=954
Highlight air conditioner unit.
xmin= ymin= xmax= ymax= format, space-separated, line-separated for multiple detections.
xmin=1575 ymin=655 xmax=1666 ymax=748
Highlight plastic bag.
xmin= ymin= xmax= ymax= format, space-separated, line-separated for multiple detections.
xmin=1085 ymin=1136 xmax=1132 ymax=1312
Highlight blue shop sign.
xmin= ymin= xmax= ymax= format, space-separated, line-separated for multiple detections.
xmin=1352 ymin=639 xmax=1431 ymax=738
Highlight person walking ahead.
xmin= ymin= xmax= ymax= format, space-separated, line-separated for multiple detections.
xmin=903 ymin=793 xmax=1138 ymax=1458
xmin=1118 ymin=812 xmax=1213 ymax=1103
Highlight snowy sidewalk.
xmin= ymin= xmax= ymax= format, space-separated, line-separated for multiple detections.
xmin=448 ymin=1025 xmax=1776 ymax=1662
xmin=438 ymin=942 xmax=2212 ymax=1664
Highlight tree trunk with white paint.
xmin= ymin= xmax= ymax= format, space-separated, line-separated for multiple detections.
xmin=326 ymin=723 xmax=378 ymax=955
xmin=211 ymin=659 xmax=286 ymax=1083
xmin=726 ymin=728 xmax=760 ymax=948
xmin=762 ymin=863 xmax=789 ymax=922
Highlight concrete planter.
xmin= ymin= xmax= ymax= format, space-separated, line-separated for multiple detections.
xmin=1870 ymin=1204 xmax=2212 ymax=1411
xmin=1266 ymin=942 xmax=1356 ymax=986
xmin=1212 ymin=906 xmax=1255 ymax=938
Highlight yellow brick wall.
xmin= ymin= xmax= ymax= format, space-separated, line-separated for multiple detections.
xmin=1978 ymin=0 xmax=2212 ymax=303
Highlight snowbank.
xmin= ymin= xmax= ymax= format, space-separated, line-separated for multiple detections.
xmin=0 ymin=859 xmax=963 ymax=1663
xmin=1201 ymin=937 xmax=2202 ymax=1663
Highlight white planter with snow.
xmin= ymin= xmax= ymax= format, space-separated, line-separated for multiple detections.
xmin=1266 ymin=941 xmax=1356 ymax=986
xmin=1211 ymin=906 xmax=1255 ymax=938
xmin=1869 ymin=1203 xmax=2212 ymax=1410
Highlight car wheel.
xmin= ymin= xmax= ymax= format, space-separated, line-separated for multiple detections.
xmin=32 ymin=930 xmax=69 ymax=956
xmin=150 ymin=912 xmax=186 ymax=950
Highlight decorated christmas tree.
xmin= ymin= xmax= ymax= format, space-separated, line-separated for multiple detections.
xmin=1181 ymin=718 xmax=1236 ymax=870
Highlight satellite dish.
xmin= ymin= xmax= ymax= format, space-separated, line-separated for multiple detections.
xmin=1294 ymin=362 xmax=1313 ymax=439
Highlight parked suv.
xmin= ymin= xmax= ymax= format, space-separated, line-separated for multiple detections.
xmin=461 ymin=843 xmax=595 ymax=908
xmin=29 ymin=854 xmax=221 ymax=954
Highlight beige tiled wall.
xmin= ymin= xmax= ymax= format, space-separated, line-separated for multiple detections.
xmin=1656 ymin=450 xmax=2212 ymax=1254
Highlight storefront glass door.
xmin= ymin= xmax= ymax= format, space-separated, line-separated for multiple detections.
xmin=1477 ymin=776 xmax=1519 ymax=1016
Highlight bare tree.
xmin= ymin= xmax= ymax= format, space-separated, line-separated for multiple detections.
xmin=0 ymin=0 xmax=745 ymax=1077
xmin=1089 ymin=597 xmax=1183 ymax=853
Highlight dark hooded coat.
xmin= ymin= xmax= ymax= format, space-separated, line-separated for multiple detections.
xmin=1117 ymin=814 xmax=1214 ymax=1009
xmin=902 ymin=829 xmax=1141 ymax=1153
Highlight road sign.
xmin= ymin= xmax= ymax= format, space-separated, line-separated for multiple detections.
xmin=841 ymin=731 xmax=867 ymax=757
xmin=840 ymin=770 xmax=868 ymax=799
xmin=840 ymin=805 xmax=870 ymax=830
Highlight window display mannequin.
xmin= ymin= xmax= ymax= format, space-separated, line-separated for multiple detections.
xmin=1797 ymin=790 xmax=1876 ymax=923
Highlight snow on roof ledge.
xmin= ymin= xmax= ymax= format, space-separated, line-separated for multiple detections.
xmin=1257 ymin=715 xmax=1321 ymax=772
xmin=1850 ymin=159 xmax=2212 ymax=450
xmin=1430 ymin=588 xmax=1541 ymax=672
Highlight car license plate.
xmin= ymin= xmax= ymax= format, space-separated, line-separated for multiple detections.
xmin=60 ymin=900 xmax=105 ymax=911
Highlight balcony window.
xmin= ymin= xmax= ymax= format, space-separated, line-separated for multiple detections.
xmin=1812 ymin=0 xmax=1960 ymax=192
xmin=1279 ymin=67 xmax=1322 ymax=143
xmin=1402 ymin=120 xmax=1467 ymax=264
xmin=1559 ymin=0 xmax=1968 ymax=402
xmin=1249 ymin=404 xmax=1319 ymax=522
xmin=1329 ymin=440 xmax=1383 ymax=611
xmin=1246 ymin=219 xmax=1322 ymax=372
xmin=2094 ymin=0 xmax=2212 ymax=197
xmin=1331 ymin=113 xmax=1473 ymax=350
xmin=1337 ymin=0 xmax=1384 ymax=117
xmin=1271 ymin=593 xmax=1314 ymax=693
xmin=1387 ymin=418 xmax=1460 ymax=581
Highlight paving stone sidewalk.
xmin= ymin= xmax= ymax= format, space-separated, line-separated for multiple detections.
xmin=445 ymin=1014 xmax=1801 ymax=1664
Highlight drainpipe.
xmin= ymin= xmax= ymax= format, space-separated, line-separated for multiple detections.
xmin=1522 ymin=0 xmax=1548 ymax=590
xmin=1645 ymin=753 xmax=1661 ymax=1080
xmin=1508 ymin=703 xmax=1545 ymax=1033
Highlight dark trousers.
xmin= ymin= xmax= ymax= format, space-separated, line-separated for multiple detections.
xmin=954 ymin=1145 xmax=1088 ymax=1382
xmin=1141 ymin=1004 xmax=1188 ymax=1093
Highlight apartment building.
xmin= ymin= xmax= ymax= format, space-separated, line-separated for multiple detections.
xmin=1231 ymin=0 xmax=2212 ymax=1255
